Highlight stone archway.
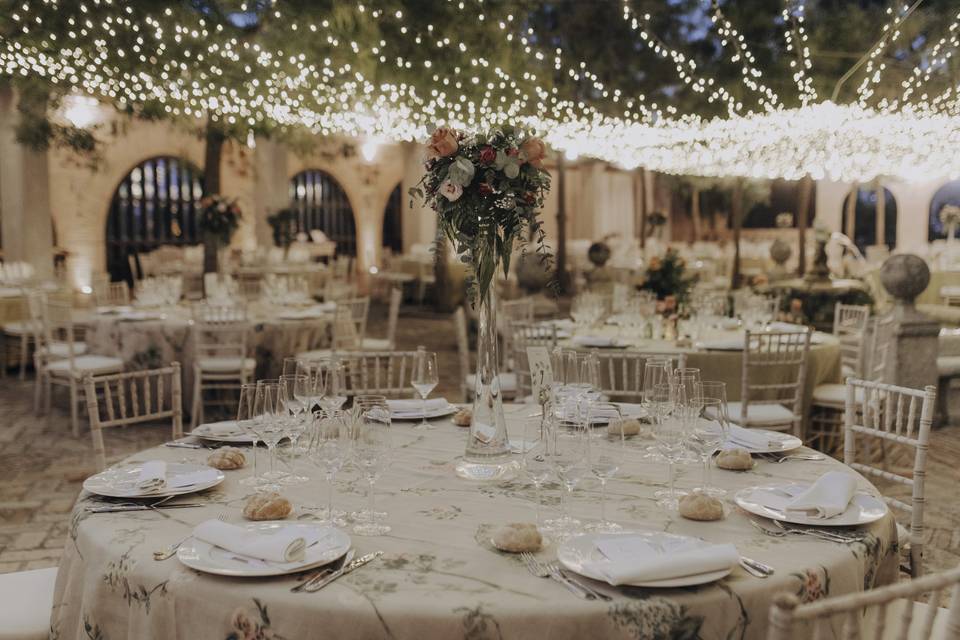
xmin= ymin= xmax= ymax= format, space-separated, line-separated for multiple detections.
xmin=288 ymin=169 xmax=357 ymax=256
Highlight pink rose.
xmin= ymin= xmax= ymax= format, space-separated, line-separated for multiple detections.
xmin=427 ymin=127 xmax=458 ymax=158
xmin=478 ymin=146 xmax=496 ymax=165
xmin=520 ymin=138 xmax=547 ymax=167
xmin=439 ymin=179 xmax=463 ymax=202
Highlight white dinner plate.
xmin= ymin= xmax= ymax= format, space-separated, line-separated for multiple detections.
xmin=190 ymin=420 xmax=256 ymax=443
xmin=177 ymin=522 xmax=351 ymax=577
xmin=722 ymin=430 xmax=802 ymax=454
xmin=734 ymin=483 xmax=888 ymax=526
xmin=557 ymin=532 xmax=732 ymax=588
xmin=390 ymin=403 xmax=460 ymax=420
xmin=83 ymin=462 xmax=224 ymax=498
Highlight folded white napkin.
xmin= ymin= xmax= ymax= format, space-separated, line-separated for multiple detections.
xmin=199 ymin=420 xmax=242 ymax=436
xmin=387 ymin=398 xmax=449 ymax=414
xmin=137 ymin=460 xmax=167 ymax=491
xmin=752 ymin=472 xmax=858 ymax=519
xmin=193 ymin=520 xmax=319 ymax=563
xmin=585 ymin=535 xmax=740 ymax=586
xmin=725 ymin=424 xmax=792 ymax=450
xmin=165 ymin=468 xmax=220 ymax=489
xmin=572 ymin=335 xmax=618 ymax=348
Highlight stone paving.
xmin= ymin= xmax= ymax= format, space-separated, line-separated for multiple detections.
xmin=2 ymin=305 xmax=959 ymax=583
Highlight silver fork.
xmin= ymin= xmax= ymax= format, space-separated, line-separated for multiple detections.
xmin=520 ymin=552 xmax=593 ymax=600
xmin=154 ymin=514 xmax=225 ymax=561
xmin=545 ymin=561 xmax=612 ymax=601
xmin=773 ymin=520 xmax=864 ymax=543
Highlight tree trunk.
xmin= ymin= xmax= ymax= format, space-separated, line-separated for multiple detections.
xmin=844 ymin=183 xmax=858 ymax=240
xmin=555 ymin=153 xmax=571 ymax=293
xmin=202 ymin=123 xmax=226 ymax=278
xmin=796 ymin=174 xmax=813 ymax=276
xmin=432 ymin=229 xmax=453 ymax=313
xmin=874 ymin=179 xmax=886 ymax=248
xmin=638 ymin=167 xmax=648 ymax=248
xmin=731 ymin=178 xmax=744 ymax=290
xmin=691 ymin=185 xmax=701 ymax=244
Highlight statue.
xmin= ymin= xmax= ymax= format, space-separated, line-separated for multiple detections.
xmin=805 ymin=220 xmax=831 ymax=283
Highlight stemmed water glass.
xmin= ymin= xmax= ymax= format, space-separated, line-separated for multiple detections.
xmin=278 ymin=374 xmax=310 ymax=484
xmin=250 ymin=380 xmax=286 ymax=490
xmin=546 ymin=407 xmax=589 ymax=540
xmin=318 ymin=360 xmax=347 ymax=415
xmin=651 ymin=382 xmax=688 ymax=510
xmin=585 ymin=402 xmax=624 ymax=532
xmin=295 ymin=360 xmax=324 ymax=415
xmin=641 ymin=358 xmax=672 ymax=459
xmin=411 ymin=350 xmax=439 ymax=431
xmin=308 ymin=409 xmax=349 ymax=525
xmin=689 ymin=381 xmax=729 ymax=497
xmin=522 ymin=416 xmax=553 ymax=533
xmin=352 ymin=396 xmax=392 ymax=536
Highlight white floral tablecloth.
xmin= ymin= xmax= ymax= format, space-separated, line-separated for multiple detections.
xmin=52 ymin=408 xmax=896 ymax=640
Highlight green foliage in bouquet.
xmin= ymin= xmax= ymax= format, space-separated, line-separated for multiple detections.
xmin=198 ymin=195 xmax=241 ymax=246
xmin=409 ymin=124 xmax=553 ymax=303
xmin=267 ymin=208 xmax=299 ymax=251
xmin=639 ymin=249 xmax=697 ymax=303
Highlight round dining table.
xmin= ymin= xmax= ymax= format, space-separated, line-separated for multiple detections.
xmin=52 ymin=406 xmax=897 ymax=640
xmin=79 ymin=302 xmax=334 ymax=397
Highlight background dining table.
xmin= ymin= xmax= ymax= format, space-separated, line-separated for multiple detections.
xmin=51 ymin=405 xmax=896 ymax=640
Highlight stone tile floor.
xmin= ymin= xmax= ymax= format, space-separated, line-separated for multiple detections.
xmin=2 ymin=305 xmax=959 ymax=582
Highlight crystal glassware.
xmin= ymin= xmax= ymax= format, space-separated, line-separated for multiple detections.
xmin=651 ymin=382 xmax=688 ymax=510
xmin=351 ymin=397 xmax=392 ymax=536
xmin=545 ymin=404 xmax=589 ymax=540
xmin=251 ymin=380 xmax=286 ymax=489
xmin=690 ymin=381 xmax=729 ymax=497
xmin=307 ymin=409 xmax=349 ymax=525
xmin=584 ymin=402 xmax=624 ymax=532
xmin=522 ymin=416 xmax=553 ymax=533
xmin=411 ymin=350 xmax=439 ymax=431
xmin=236 ymin=382 xmax=263 ymax=489
xmin=318 ymin=360 xmax=348 ymax=415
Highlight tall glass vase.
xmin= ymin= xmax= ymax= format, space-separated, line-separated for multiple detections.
xmin=455 ymin=286 xmax=515 ymax=481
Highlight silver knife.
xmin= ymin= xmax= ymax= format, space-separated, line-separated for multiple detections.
xmin=304 ymin=551 xmax=382 ymax=592
xmin=86 ymin=503 xmax=205 ymax=513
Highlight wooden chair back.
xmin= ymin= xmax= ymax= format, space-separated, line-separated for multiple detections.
xmin=190 ymin=303 xmax=248 ymax=363
xmin=766 ymin=564 xmax=960 ymax=640
xmin=866 ymin=315 xmax=895 ymax=383
xmin=384 ymin=287 xmax=402 ymax=347
xmin=594 ymin=351 xmax=687 ymax=403
xmin=338 ymin=297 xmax=370 ymax=341
xmin=833 ymin=303 xmax=871 ymax=376
xmin=337 ymin=350 xmax=420 ymax=399
xmin=41 ymin=299 xmax=83 ymax=366
xmin=510 ymin=321 xmax=557 ymax=398
xmin=844 ymin=377 xmax=936 ymax=577
xmin=84 ymin=363 xmax=183 ymax=471
xmin=741 ymin=329 xmax=811 ymax=422
xmin=92 ymin=275 xmax=130 ymax=308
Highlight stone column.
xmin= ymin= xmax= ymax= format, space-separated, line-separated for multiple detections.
xmin=879 ymin=254 xmax=940 ymax=392
xmin=0 ymin=86 xmax=55 ymax=279
xmin=251 ymin=138 xmax=289 ymax=248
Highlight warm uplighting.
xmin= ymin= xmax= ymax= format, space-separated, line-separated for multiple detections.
xmin=58 ymin=93 xmax=103 ymax=129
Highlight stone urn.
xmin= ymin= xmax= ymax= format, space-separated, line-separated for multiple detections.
xmin=879 ymin=254 xmax=930 ymax=319
xmin=770 ymin=238 xmax=792 ymax=267
xmin=588 ymin=242 xmax=612 ymax=268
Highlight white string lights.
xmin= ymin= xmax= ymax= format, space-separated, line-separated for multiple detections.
xmin=3 ymin=0 xmax=960 ymax=183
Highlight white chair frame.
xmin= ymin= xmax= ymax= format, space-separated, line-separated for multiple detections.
xmin=336 ymin=350 xmax=420 ymax=399
xmin=84 ymin=363 xmax=183 ymax=471
xmin=767 ymin=564 xmax=960 ymax=640
xmin=834 ymin=303 xmax=871 ymax=378
xmin=510 ymin=321 xmax=558 ymax=398
xmin=190 ymin=305 xmax=253 ymax=428
xmin=594 ymin=351 xmax=687 ymax=403
xmin=739 ymin=329 xmax=811 ymax=435
xmin=362 ymin=287 xmax=402 ymax=351
xmin=844 ymin=377 xmax=936 ymax=578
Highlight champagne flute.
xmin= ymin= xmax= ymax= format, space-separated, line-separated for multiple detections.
xmin=411 ymin=350 xmax=439 ymax=431
xmin=307 ymin=409 xmax=349 ymax=525
xmin=690 ymin=381 xmax=729 ymax=497
xmin=522 ymin=416 xmax=553 ymax=533
xmin=278 ymin=374 xmax=310 ymax=484
xmin=585 ymin=402 xmax=624 ymax=532
xmin=641 ymin=358 xmax=671 ymax=460
xmin=548 ymin=410 xmax=589 ymax=540
xmin=352 ymin=397 xmax=392 ymax=536
xmin=651 ymin=382 xmax=688 ymax=510
xmin=236 ymin=383 xmax=263 ymax=488
xmin=251 ymin=380 xmax=285 ymax=490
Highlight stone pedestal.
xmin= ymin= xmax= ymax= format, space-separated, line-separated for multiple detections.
xmin=879 ymin=254 xmax=940 ymax=392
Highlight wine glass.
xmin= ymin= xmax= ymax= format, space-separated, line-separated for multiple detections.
xmin=651 ymin=382 xmax=688 ymax=510
xmin=251 ymin=380 xmax=285 ymax=490
xmin=675 ymin=368 xmax=701 ymax=462
xmin=548 ymin=411 xmax=589 ymax=540
xmin=282 ymin=357 xmax=300 ymax=378
xmin=352 ymin=397 xmax=392 ymax=536
xmin=307 ymin=409 xmax=349 ymax=525
xmin=689 ymin=381 xmax=729 ymax=497
xmin=585 ymin=402 xmax=624 ymax=532
xmin=295 ymin=360 xmax=324 ymax=415
xmin=411 ymin=350 xmax=439 ymax=431
xmin=641 ymin=358 xmax=672 ymax=413
xmin=318 ymin=360 xmax=347 ymax=415
xmin=522 ymin=416 xmax=553 ymax=533
xmin=236 ymin=383 xmax=263 ymax=488
xmin=278 ymin=374 xmax=310 ymax=485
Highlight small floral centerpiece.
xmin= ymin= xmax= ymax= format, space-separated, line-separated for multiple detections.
xmin=640 ymin=249 xmax=696 ymax=306
xmin=267 ymin=208 xmax=298 ymax=257
xmin=197 ymin=195 xmax=241 ymax=275
xmin=940 ymin=204 xmax=960 ymax=243
xmin=409 ymin=124 xmax=551 ymax=481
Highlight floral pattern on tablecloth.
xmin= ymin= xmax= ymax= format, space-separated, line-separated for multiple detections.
xmin=51 ymin=415 xmax=897 ymax=640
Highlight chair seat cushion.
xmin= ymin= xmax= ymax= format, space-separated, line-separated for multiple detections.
xmin=725 ymin=401 xmax=797 ymax=426
xmin=197 ymin=357 xmax=256 ymax=373
xmin=47 ymin=341 xmax=88 ymax=358
xmin=841 ymin=363 xmax=856 ymax=379
xmin=812 ymin=383 xmax=866 ymax=406
xmin=0 ymin=567 xmax=56 ymax=640
xmin=464 ymin=372 xmax=518 ymax=393
xmin=2 ymin=321 xmax=37 ymax=335
xmin=360 ymin=338 xmax=393 ymax=351
xmin=937 ymin=355 xmax=960 ymax=377
xmin=47 ymin=354 xmax=124 ymax=377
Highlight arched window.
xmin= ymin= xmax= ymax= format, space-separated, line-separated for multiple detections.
xmin=105 ymin=156 xmax=204 ymax=282
xmin=929 ymin=180 xmax=960 ymax=241
xmin=841 ymin=186 xmax=897 ymax=252
xmin=382 ymin=183 xmax=403 ymax=254
xmin=289 ymin=169 xmax=356 ymax=256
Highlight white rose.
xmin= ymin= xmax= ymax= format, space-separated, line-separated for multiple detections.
xmin=440 ymin=179 xmax=463 ymax=202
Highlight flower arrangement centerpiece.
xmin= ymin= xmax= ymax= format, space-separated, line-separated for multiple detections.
xmin=267 ymin=208 xmax=299 ymax=258
xmin=640 ymin=249 xmax=696 ymax=308
xmin=198 ymin=195 xmax=241 ymax=275
xmin=410 ymin=124 xmax=551 ymax=481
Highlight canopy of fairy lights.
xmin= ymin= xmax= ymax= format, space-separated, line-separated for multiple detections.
xmin=2 ymin=0 xmax=960 ymax=183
